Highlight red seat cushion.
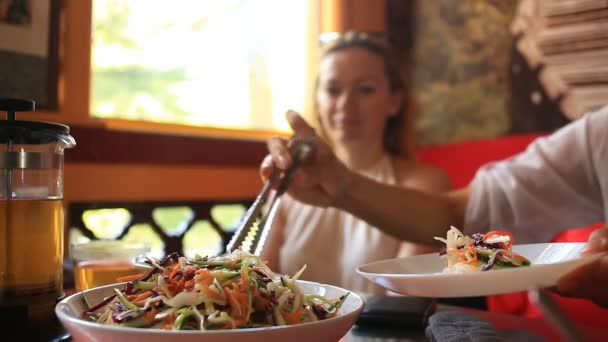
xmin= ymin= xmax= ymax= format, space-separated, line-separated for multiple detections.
xmin=487 ymin=223 xmax=608 ymax=328
xmin=415 ymin=133 xmax=545 ymax=189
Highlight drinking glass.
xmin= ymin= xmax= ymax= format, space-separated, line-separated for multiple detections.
xmin=70 ymin=240 xmax=150 ymax=291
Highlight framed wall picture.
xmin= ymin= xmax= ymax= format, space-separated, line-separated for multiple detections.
xmin=0 ymin=0 xmax=61 ymax=110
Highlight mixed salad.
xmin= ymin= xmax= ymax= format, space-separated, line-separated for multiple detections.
xmin=81 ymin=250 xmax=348 ymax=330
xmin=434 ymin=226 xmax=531 ymax=273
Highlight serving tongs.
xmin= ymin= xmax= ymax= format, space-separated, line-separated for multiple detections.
xmin=226 ymin=137 xmax=315 ymax=256
xmin=528 ymin=288 xmax=584 ymax=342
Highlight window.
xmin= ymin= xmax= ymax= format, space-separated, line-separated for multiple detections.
xmin=90 ymin=0 xmax=319 ymax=133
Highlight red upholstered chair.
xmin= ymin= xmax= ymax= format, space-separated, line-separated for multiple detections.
xmin=415 ymin=134 xmax=607 ymax=327
xmin=415 ymin=133 xmax=546 ymax=189
xmin=487 ymin=223 xmax=607 ymax=328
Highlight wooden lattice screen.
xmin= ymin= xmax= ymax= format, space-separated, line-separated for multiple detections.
xmin=68 ymin=199 xmax=253 ymax=256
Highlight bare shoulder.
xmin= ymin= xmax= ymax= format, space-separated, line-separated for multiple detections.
xmin=392 ymin=158 xmax=452 ymax=192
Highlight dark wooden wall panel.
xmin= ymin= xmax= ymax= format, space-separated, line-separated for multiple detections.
xmin=66 ymin=125 xmax=267 ymax=167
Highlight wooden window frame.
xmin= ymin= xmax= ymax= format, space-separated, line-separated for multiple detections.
xmin=15 ymin=0 xmax=286 ymax=203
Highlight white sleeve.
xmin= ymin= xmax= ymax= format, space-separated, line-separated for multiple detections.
xmin=464 ymin=106 xmax=608 ymax=243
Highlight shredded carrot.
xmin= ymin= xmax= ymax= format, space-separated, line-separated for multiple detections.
xmin=240 ymin=267 xmax=249 ymax=290
xmin=133 ymin=290 xmax=153 ymax=302
xmin=204 ymin=285 xmax=224 ymax=301
xmin=195 ymin=268 xmax=210 ymax=276
xmin=143 ymin=306 xmax=158 ymax=322
xmin=463 ymin=245 xmax=478 ymax=264
xmin=133 ymin=299 xmax=147 ymax=306
xmin=239 ymin=294 xmax=250 ymax=319
xmin=169 ymin=264 xmax=181 ymax=280
xmin=199 ymin=276 xmax=213 ymax=287
xmin=253 ymin=289 xmax=270 ymax=311
xmin=224 ymin=287 xmax=242 ymax=317
xmin=115 ymin=273 xmax=145 ymax=282
xmin=126 ymin=294 xmax=139 ymax=301
xmin=454 ymin=244 xmax=478 ymax=265
xmin=283 ymin=308 xmax=305 ymax=325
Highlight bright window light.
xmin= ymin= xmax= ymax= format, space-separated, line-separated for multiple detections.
xmin=91 ymin=0 xmax=315 ymax=133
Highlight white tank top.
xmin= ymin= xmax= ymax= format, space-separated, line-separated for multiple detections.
xmin=277 ymin=155 xmax=401 ymax=294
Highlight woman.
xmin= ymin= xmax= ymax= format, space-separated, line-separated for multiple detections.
xmin=260 ymin=32 xmax=451 ymax=294
xmin=262 ymin=105 xmax=608 ymax=308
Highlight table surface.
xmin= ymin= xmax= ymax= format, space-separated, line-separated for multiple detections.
xmin=45 ymin=305 xmax=562 ymax=342
xmin=46 ymin=299 xmax=608 ymax=342
xmin=48 ymin=311 xmax=608 ymax=342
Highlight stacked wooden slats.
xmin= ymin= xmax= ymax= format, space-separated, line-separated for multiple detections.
xmin=538 ymin=0 xmax=608 ymax=117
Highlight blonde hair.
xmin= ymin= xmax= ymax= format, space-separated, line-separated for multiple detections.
xmin=314 ymin=31 xmax=414 ymax=158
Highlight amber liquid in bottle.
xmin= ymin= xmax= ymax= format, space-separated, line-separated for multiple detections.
xmin=0 ymin=199 xmax=64 ymax=333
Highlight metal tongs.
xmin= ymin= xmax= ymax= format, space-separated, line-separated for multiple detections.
xmin=226 ymin=137 xmax=316 ymax=255
xmin=528 ymin=288 xmax=584 ymax=342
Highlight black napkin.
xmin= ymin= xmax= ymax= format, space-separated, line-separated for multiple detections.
xmin=425 ymin=311 xmax=547 ymax=342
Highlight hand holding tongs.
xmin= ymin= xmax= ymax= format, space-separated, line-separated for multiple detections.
xmin=226 ymin=137 xmax=316 ymax=255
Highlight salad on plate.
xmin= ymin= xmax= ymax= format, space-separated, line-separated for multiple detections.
xmin=80 ymin=250 xmax=348 ymax=330
xmin=434 ymin=226 xmax=531 ymax=273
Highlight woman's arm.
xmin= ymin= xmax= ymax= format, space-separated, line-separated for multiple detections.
xmin=396 ymin=161 xmax=453 ymax=255
xmin=336 ymin=169 xmax=468 ymax=243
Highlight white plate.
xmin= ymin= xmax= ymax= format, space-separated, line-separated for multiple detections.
xmin=357 ymin=242 xmax=599 ymax=298
xmin=56 ymin=281 xmax=364 ymax=342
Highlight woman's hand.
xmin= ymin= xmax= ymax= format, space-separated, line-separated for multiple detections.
xmin=260 ymin=110 xmax=352 ymax=207
xmin=556 ymin=227 xmax=608 ymax=307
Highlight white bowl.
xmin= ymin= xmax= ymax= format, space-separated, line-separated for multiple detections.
xmin=56 ymin=281 xmax=364 ymax=342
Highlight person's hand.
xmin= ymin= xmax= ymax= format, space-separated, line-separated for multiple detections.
xmin=556 ymin=227 xmax=608 ymax=307
xmin=260 ymin=110 xmax=352 ymax=207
